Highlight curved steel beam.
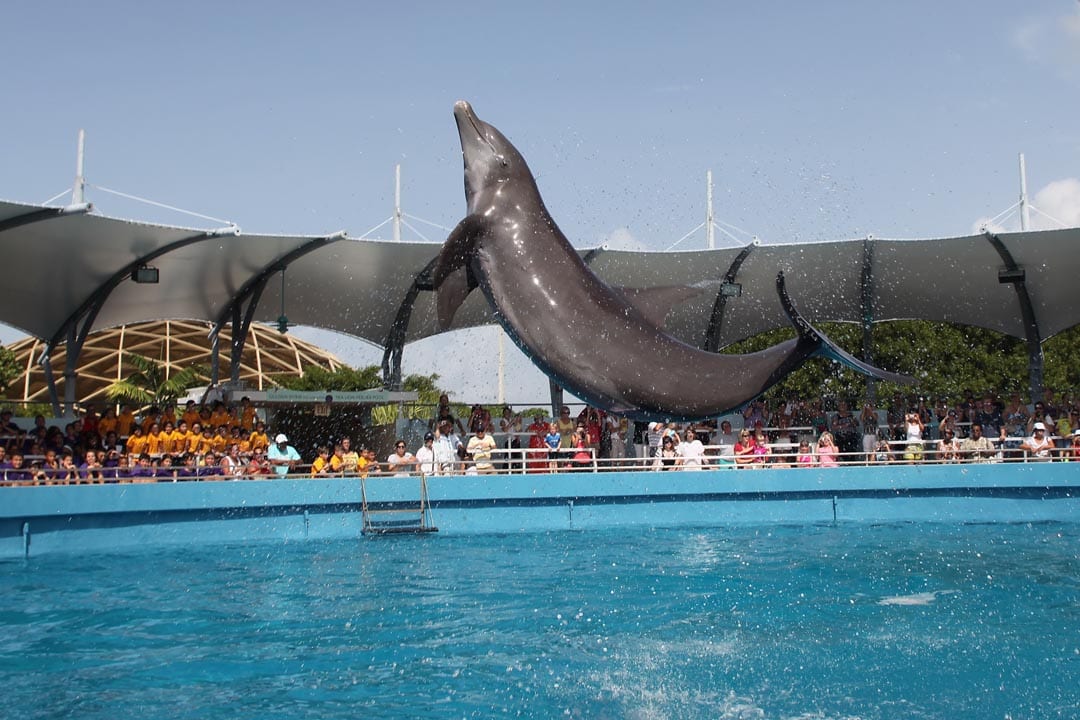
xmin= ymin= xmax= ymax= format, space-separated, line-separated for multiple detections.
xmin=860 ymin=236 xmax=877 ymax=403
xmin=381 ymin=257 xmax=439 ymax=390
xmin=983 ymin=230 xmax=1044 ymax=401
xmin=701 ymin=240 xmax=757 ymax=352
xmin=44 ymin=227 xmax=235 ymax=356
xmin=41 ymin=227 xmax=236 ymax=408
xmin=0 ymin=203 xmax=91 ymax=235
xmin=582 ymin=247 xmax=605 ymax=265
xmin=209 ymin=233 xmax=347 ymax=385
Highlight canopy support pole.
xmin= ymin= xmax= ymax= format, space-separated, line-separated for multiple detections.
xmin=210 ymin=232 xmax=345 ymax=383
xmin=548 ymin=378 xmax=564 ymax=420
xmin=41 ymin=354 xmax=61 ymax=417
xmin=1018 ymin=153 xmax=1030 ymax=232
xmin=702 ymin=240 xmax=757 ymax=352
xmin=706 ymin=170 xmax=715 ymax=250
xmin=72 ymin=129 xmax=86 ymax=205
xmin=860 ymin=235 xmax=877 ymax=406
xmin=983 ymin=230 xmax=1043 ymax=402
xmin=381 ymin=257 xmax=438 ymax=391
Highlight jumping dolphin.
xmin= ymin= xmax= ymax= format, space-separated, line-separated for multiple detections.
xmin=434 ymin=101 xmax=912 ymax=420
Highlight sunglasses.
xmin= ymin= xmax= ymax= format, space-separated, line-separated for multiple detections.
xmin=395 ymin=443 xmax=406 ymax=449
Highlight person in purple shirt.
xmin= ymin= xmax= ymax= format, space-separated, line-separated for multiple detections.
xmin=156 ymin=455 xmax=176 ymax=481
xmin=79 ymin=449 xmax=105 ymax=483
xmin=127 ymin=453 xmax=156 ymax=481
xmin=174 ymin=453 xmax=200 ymax=481
xmin=3 ymin=452 xmax=32 ymax=483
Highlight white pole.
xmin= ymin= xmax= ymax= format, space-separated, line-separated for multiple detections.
xmin=706 ymin=170 xmax=715 ymax=249
xmin=73 ymin=129 xmax=86 ymax=204
xmin=1018 ymin=153 xmax=1030 ymax=232
xmin=393 ymin=164 xmax=402 ymax=242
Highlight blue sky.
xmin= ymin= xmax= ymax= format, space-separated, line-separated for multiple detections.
xmin=2 ymin=1 xmax=1079 ymax=402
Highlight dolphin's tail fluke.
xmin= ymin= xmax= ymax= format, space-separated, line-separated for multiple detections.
xmin=777 ymin=272 xmax=915 ymax=386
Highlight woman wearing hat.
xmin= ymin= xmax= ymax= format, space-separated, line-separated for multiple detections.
xmin=415 ymin=433 xmax=437 ymax=475
xmin=1020 ymin=423 xmax=1054 ymax=461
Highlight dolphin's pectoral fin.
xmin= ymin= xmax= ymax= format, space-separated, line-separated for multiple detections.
xmin=434 ymin=215 xmax=485 ymax=330
xmin=616 ymin=285 xmax=705 ymax=329
xmin=435 ymin=267 xmax=474 ymax=330
xmin=776 ymin=272 xmax=916 ymax=385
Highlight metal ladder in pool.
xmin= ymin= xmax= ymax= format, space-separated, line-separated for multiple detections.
xmin=360 ymin=474 xmax=438 ymax=535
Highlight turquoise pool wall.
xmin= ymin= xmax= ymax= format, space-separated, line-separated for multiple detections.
xmin=2 ymin=463 xmax=1077 ymax=557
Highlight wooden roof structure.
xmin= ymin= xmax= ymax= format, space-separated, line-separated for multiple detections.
xmin=5 ymin=319 xmax=342 ymax=405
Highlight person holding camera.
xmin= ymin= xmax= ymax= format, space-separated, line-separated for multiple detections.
xmin=902 ymin=410 xmax=925 ymax=463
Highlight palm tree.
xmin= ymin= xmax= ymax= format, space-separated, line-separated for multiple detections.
xmin=105 ymin=353 xmax=207 ymax=410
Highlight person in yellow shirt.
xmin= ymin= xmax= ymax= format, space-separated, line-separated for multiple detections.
xmin=97 ymin=407 xmax=119 ymax=439
xmin=356 ymin=448 xmax=371 ymax=478
xmin=209 ymin=402 xmax=233 ymax=431
xmin=340 ymin=437 xmax=360 ymax=475
xmin=169 ymin=421 xmax=191 ymax=458
xmin=311 ymin=445 xmax=331 ymax=476
xmin=160 ymin=404 xmax=177 ymax=429
xmin=144 ymin=423 xmax=164 ymax=456
xmin=237 ymin=396 xmax=258 ymax=432
xmin=196 ymin=426 xmax=214 ymax=456
xmin=125 ymin=426 xmax=149 ymax=457
xmin=181 ymin=401 xmax=201 ymax=430
xmin=186 ymin=423 xmax=205 ymax=455
xmin=229 ymin=426 xmax=251 ymax=454
xmin=157 ymin=422 xmax=175 ymax=455
xmin=116 ymin=405 xmax=137 ymax=438
xmin=249 ymin=421 xmax=269 ymax=452
xmin=140 ymin=407 xmax=161 ymax=434
xmin=329 ymin=444 xmax=345 ymax=474
xmin=208 ymin=425 xmax=228 ymax=455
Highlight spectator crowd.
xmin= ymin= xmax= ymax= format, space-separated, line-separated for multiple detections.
xmin=1 ymin=388 xmax=1078 ymax=484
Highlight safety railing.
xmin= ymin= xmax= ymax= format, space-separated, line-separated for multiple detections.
xmin=1 ymin=437 xmax=1075 ymax=487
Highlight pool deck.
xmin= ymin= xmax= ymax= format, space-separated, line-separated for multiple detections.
xmin=2 ymin=463 xmax=1078 ymax=557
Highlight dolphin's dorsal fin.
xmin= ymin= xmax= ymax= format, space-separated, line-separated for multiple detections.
xmin=616 ymin=286 xmax=705 ymax=329
xmin=434 ymin=215 xmax=486 ymax=330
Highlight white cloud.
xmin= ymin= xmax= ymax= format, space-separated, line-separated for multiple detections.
xmin=601 ymin=226 xmax=649 ymax=252
xmin=1031 ymin=177 xmax=1080 ymax=229
xmin=971 ymin=177 xmax=1080 ymax=233
xmin=1013 ymin=6 xmax=1080 ymax=77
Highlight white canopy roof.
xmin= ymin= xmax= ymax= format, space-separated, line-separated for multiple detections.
xmin=2 ymin=198 xmax=1077 ymax=361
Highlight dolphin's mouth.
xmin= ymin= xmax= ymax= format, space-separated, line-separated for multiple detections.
xmin=454 ymin=101 xmax=505 ymax=165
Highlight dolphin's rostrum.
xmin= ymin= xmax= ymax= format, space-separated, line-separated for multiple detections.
xmin=435 ymin=101 xmax=912 ymax=421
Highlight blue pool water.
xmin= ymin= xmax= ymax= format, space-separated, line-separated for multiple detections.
xmin=2 ymin=523 xmax=1078 ymax=719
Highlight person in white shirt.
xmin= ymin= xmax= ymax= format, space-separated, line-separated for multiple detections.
xmin=677 ymin=427 xmax=707 ymax=470
xmin=386 ymin=439 xmax=417 ymax=476
xmin=715 ymin=420 xmax=738 ymax=465
xmin=415 ymin=433 xmax=438 ymax=475
xmin=1020 ymin=422 xmax=1054 ymax=461
xmin=466 ymin=427 xmax=497 ymax=473
xmin=433 ymin=419 xmax=464 ymax=475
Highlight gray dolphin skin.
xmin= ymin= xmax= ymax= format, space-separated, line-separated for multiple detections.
xmin=434 ymin=101 xmax=912 ymax=421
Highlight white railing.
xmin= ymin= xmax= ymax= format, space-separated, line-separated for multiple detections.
xmin=1 ymin=436 xmax=1072 ymax=487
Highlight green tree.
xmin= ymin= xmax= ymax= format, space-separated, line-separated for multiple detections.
xmin=723 ymin=319 xmax=1042 ymax=406
xmin=0 ymin=346 xmax=19 ymax=398
xmin=105 ymin=353 xmax=207 ymax=410
xmin=277 ymin=365 xmax=451 ymax=427
xmin=1044 ymin=325 xmax=1080 ymax=392
xmin=274 ymin=364 xmax=383 ymax=392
